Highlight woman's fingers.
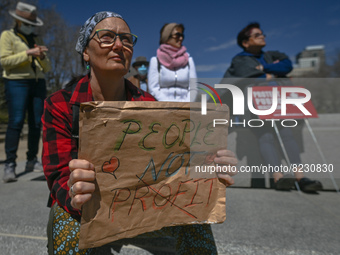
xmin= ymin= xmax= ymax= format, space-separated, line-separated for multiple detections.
xmin=67 ymin=159 xmax=96 ymax=210
xmin=214 ymin=165 xmax=238 ymax=177
xmin=217 ymin=173 xmax=235 ymax=187
xmin=70 ymin=193 xmax=93 ymax=210
xmin=214 ymin=150 xmax=238 ymax=175
xmin=68 ymin=180 xmax=95 ymax=197
xmin=68 ymin=159 xmax=95 ymax=187
xmin=216 ymin=149 xmax=235 ymax=157
xmin=68 ymin=168 xmax=96 ymax=186
xmin=68 ymin=180 xmax=95 ymax=210
xmin=69 ymin=159 xmax=94 ymax=172
xmin=214 ymin=149 xmax=238 ymax=185
xmin=215 ymin=150 xmax=238 ymax=164
xmin=34 ymin=44 xmax=48 ymax=52
xmin=39 ymin=45 xmax=48 ymax=52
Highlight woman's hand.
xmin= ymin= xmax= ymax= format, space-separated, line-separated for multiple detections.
xmin=214 ymin=150 xmax=238 ymax=186
xmin=26 ymin=44 xmax=48 ymax=59
xmin=67 ymin=159 xmax=96 ymax=210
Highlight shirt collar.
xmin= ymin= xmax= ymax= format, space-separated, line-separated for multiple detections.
xmin=69 ymin=74 xmax=93 ymax=106
xmin=69 ymin=74 xmax=143 ymax=105
xmin=238 ymin=50 xmax=264 ymax=57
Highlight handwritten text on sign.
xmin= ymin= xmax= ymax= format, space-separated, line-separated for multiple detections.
xmin=78 ymin=101 xmax=229 ymax=249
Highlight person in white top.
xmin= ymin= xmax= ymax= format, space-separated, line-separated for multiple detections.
xmin=148 ymin=23 xmax=197 ymax=102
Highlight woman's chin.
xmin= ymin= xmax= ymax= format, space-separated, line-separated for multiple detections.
xmin=105 ymin=66 xmax=129 ymax=76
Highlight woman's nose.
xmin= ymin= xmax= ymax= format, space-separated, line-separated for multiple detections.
xmin=112 ymin=36 xmax=123 ymax=50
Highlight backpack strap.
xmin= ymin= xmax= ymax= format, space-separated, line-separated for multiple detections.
xmin=157 ymin=57 xmax=161 ymax=73
xmin=71 ymin=83 xmax=80 ymax=150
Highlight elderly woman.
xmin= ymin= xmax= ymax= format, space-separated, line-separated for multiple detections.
xmin=0 ymin=2 xmax=51 ymax=182
xmin=148 ymin=23 xmax=197 ymax=102
xmin=42 ymin=12 xmax=237 ymax=254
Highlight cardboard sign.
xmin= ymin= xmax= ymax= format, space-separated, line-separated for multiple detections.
xmin=78 ymin=101 xmax=229 ymax=249
xmin=251 ymin=86 xmax=318 ymax=119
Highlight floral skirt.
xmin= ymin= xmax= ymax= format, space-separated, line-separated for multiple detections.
xmin=48 ymin=204 xmax=217 ymax=254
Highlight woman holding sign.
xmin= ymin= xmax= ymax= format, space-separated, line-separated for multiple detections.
xmin=42 ymin=11 xmax=237 ymax=254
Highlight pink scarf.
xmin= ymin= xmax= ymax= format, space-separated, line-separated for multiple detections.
xmin=157 ymin=44 xmax=189 ymax=71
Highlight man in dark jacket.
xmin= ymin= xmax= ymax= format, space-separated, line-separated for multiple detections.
xmin=224 ymin=23 xmax=292 ymax=79
xmin=223 ymin=22 xmax=322 ymax=192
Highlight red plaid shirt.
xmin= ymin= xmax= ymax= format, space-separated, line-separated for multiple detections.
xmin=42 ymin=75 xmax=155 ymax=218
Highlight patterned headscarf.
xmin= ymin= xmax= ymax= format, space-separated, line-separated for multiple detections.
xmin=75 ymin=11 xmax=125 ymax=54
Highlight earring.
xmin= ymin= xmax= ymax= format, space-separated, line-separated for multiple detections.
xmin=86 ymin=62 xmax=90 ymax=70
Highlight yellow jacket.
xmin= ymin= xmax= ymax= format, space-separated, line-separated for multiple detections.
xmin=0 ymin=29 xmax=51 ymax=79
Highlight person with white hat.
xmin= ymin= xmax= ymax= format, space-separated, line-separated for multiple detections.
xmin=0 ymin=2 xmax=51 ymax=183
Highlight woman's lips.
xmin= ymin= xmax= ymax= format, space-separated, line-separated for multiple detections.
xmin=110 ymin=55 xmax=123 ymax=61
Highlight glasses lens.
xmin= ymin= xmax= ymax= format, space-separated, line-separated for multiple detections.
xmin=119 ymin=33 xmax=137 ymax=47
xmin=96 ymin=30 xmax=137 ymax=47
xmin=97 ymin=30 xmax=115 ymax=45
xmin=172 ymin=32 xmax=184 ymax=39
xmin=252 ymin=33 xmax=265 ymax=38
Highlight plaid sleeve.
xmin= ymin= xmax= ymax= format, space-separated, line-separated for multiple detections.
xmin=136 ymin=90 xmax=157 ymax=101
xmin=42 ymin=89 xmax=81 ymax=218
xmin=42 ymin=79 xmax=155 ymax=219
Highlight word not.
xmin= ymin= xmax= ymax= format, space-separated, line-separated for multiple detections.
xmin=137 ymin=151 xmax=207 ymax=182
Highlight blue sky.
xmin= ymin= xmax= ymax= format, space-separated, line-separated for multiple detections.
xmin=43 ymin=0 xmax=340 ymax=77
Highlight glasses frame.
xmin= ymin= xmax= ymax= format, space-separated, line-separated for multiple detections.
xmin=89 ymin=29 xmax=138 ymax=48
xmin=249 ymin=33 xmax=266 ymax=39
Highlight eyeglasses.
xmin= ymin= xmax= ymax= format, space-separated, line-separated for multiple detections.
xmin=90 ymin=29 xmax=138 ymax=48
xmin=170 ymin=32 xmax=184 ymax=40
xmin=249 ymin=33 xmax=266 ymax=39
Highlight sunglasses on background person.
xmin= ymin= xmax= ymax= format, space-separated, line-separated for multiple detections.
xmin=249 ymin=33 xmax=266 ymax=39
xmin=170 ymin=32 xmax=184 ymax=40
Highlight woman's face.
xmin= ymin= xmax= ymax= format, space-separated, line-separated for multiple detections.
xmin=17 ymin=20 xmax=36 ymax=35
xmin=83 ymin=17 xmax=133 ymax=76
xmin=166 ymin=27 xmax=184 ymax=48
